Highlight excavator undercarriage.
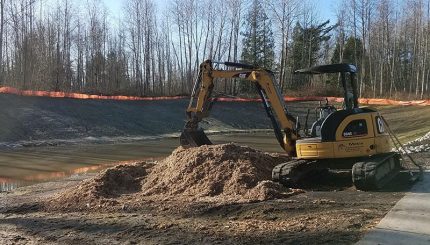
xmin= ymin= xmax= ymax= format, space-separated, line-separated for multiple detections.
xmin=352 ymin=153 xmax=402 ymax=190
xmin=272 ymin=153 xmax=402 ymax=190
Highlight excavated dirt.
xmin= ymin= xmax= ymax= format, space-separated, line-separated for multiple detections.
xmin=46 ymin=161 xmax=154 ymax=210
xmin=45 ymin=144 xmax=300 ymax=211
xmin=140 ymin=144 xmax=292 ymax=199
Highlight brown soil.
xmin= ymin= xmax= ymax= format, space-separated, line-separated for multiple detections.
xmin=46 ymin=161 xmax=154 ymax=211
xmin=0 ymin=143 xmax=417 ymax=244
xmin=140 ymin=144 xmax=292 ymax=201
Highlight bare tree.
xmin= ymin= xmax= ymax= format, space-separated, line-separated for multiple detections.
xmin=0 ymin=0 xmax=4 ymax=85
xmin=267 ymin=0 xmax=299 ymax=91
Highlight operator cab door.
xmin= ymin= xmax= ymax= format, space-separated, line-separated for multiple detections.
xmin=333 ymin=114 xmax=376 ymax=158
xmin=372 ymin=115 xmax=392 ymax=154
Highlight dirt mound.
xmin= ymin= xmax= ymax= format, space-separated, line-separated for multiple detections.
xmin=46 ymin=143 xmax=296 ymax=211
xmin=246 ymin=180 xmax=289 ymax=201
xmin=91 ymin=163 xmax=150 ymax=197
xmin=47 ymin=161 xmax=153 ymax=209
xmin=141 ymin=144 xmax=290 ymax=199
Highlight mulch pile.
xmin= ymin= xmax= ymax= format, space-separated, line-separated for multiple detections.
xmin=45 ymin=143 xmax=303 ymax=211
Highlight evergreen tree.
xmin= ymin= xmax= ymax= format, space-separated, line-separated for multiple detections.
xmin=289 ymin=20 xmax=335 ymax=88
xmin=106 ymin=51 xmax=129 ymax=95
xmin=342 ymin=37 xmax=363 ymax=64
xmin=290 ymin=21 xmax=335 ymax=71
xmin=331 ymin=37 xmax=363 ymax=64
xmin=85 ymin=51 xmax=106 ymax=93
xmin=240 ymin=0 xmax=275 ymax=69
xmin=239 ymin=0 xmax=275 ymax=93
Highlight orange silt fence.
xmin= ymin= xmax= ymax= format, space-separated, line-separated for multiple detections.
xmin=358 ymin=98 xmax=430 ymax=106
xmin=0 ymin=86 xmax=187 ymax=101
xmin=0 ymin=86 xmax=429 ymax=106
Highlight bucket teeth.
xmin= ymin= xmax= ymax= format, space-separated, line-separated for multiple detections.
xmin=180 ymin=128 xmax=212 ymax=147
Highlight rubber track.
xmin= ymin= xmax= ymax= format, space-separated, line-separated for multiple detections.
xmin=272 ymin=159 xmax=319 ymax=187
xmin=352 ymin=153 xmax=401 ymax=191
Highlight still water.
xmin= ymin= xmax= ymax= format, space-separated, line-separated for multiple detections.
xmin=0 ymin=132 xmax=281 ymax=192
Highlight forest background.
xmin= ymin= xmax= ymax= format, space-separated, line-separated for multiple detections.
xmin=0 ymin=0 xmax=428 ymax=99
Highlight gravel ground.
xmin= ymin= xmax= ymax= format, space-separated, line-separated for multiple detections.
xmin=1 ymin=145 xmax=427 ymax=244
xmin=0 ymin=171 xmax=407 ymax=245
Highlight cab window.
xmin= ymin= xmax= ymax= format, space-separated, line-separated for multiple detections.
xmin=342 ymin=119 xmax=367 ymax=137
xmin=375 ymin=116 xmax=385 ymax=134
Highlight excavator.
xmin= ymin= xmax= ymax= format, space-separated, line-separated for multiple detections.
xmin=180 ymin=59 xmax=403 ymax=190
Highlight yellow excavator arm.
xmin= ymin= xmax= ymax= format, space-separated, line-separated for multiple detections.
xmin=181 ymin=60 xmax=299 ymax=156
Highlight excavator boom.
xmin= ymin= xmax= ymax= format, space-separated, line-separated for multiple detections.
xmin=180 ymin=60 xmax=299 ymax=156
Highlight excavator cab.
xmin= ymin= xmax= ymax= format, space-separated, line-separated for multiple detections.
xmin=294 ymin=63 xmax=359 ymax=111
xmin=294 ymin=64 xmax=358 ymax=137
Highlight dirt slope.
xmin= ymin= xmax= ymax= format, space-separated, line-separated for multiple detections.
xmin=0 ymin=94 xmax=320 ymax=147
xmin=1 ymin=93 xmax=429 ymax=147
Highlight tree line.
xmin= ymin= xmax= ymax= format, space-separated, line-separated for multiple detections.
xmin=0 ymin=0 xmax=429 ymax=99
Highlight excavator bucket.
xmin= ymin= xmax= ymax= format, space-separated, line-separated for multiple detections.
xmin=180 ymin=128 xmax=212 ymax=147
